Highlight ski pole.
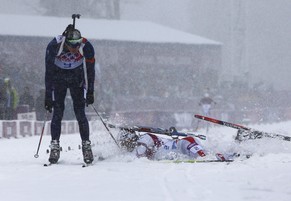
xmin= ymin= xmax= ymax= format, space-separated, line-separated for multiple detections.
xmin=34 ymin=111 xmax=49 ymax=158
xmin=91 ymin=105 xmax=120 ymax=148
xmin=194 ymin=119 xmax=201 ymax=131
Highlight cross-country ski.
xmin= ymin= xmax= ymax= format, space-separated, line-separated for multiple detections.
xmin=195 ymin=114 xmax=291 ymax=142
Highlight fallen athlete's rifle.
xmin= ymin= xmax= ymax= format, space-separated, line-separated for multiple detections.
xmin=107 ymin=124 xmax=206 ymax=140
xmin=194 ymin=114 xmax=291 ymax=142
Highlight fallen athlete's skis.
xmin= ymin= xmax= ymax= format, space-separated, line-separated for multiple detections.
xmin=159 ymin=159 xmax=234 ymax=164
xmin=194 ymin=114 xmax=291 ymax=142
xmin=172 ymin=159 xmax=234 ymax=163
xmin=108 ymin=124 xmax=206 ymax=140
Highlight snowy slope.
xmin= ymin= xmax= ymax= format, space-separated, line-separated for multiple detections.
xmin=0 ymin=121 xmax=291 ymax=201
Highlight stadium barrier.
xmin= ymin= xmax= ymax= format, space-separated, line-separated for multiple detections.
xmin=0 ymin=120 xmax=80 ymax=139
xmin=1 ymin=107 xmax=291 ymax=139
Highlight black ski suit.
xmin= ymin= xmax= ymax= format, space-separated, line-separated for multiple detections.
xmin=45 ymin=35 xmax=95 ymax=141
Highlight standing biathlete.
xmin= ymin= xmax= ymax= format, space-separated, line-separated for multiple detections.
xmin=199 ymin=93 xmax=216 ymax=116
xmin=45 ymin=23 xmax=95 ymax=164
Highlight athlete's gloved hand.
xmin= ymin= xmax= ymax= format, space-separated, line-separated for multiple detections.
xmin=45 ymin=97 xmax=53 ymax=113
xmin=86 ymin=92 xmax=94 ymax=106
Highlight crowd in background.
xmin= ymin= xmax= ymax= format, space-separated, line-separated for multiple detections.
xmin=1 ymin=72 xmax=291 ymax=126
xmin=0 ymin=77 xmax=19 ymax=120
xmin=0 ymin=77 xmax=46 ymax=120
xmin=0 ymin=76 xmax=77 ymax=121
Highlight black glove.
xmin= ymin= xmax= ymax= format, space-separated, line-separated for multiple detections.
xmin=86 ymin=92 xmax=94 ymax=106
xmin=45 ymin=98 xmax=53 ymax=113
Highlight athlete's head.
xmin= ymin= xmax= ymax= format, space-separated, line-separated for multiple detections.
xmin=118 ymin=130 xmax=139 ymax=152
xmin=63 ymin=24 xmax=82 ymax=49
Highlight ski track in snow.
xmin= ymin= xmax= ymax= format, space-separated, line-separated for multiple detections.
xmin=0 ymin=121 xmax=291 ymax=201
xmin=160 ymin=164 xmax=176 ymax=201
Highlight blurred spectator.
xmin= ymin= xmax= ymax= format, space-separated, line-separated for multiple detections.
xmin=35 ymin=89 xmax=46 ymax=121
xmin=199 ymin=93 xmax=216 ymax=116
xmin=0 ymin=78 xmax=5 ymax=119
xmin=3 ymin=78 xmax=19 ymax=119
xmin=19 ymin=86 xmax=34 ymax=112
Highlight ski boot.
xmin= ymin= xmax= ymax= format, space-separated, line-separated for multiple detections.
xmin=82 ymin=140 xmax=94 ymax=164
xmin=48 ymin=140 xmax=60 ymax=164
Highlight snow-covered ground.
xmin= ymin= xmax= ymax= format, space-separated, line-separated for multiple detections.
xmin=1 ymin=120 xmax=291 ymax=201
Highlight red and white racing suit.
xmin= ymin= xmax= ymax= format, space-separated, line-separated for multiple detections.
xmin=135 ymin=133 xmax=206 ymax=159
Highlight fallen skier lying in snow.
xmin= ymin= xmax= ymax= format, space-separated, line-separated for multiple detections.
xmin=112 ymin=115 xmax=291 ymax=162
xmin=117 ymin=127 xmax=232 ymax=161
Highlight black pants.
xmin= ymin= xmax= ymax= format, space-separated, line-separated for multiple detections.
xmin=51 ymin=84 xmax=89 ymax=141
